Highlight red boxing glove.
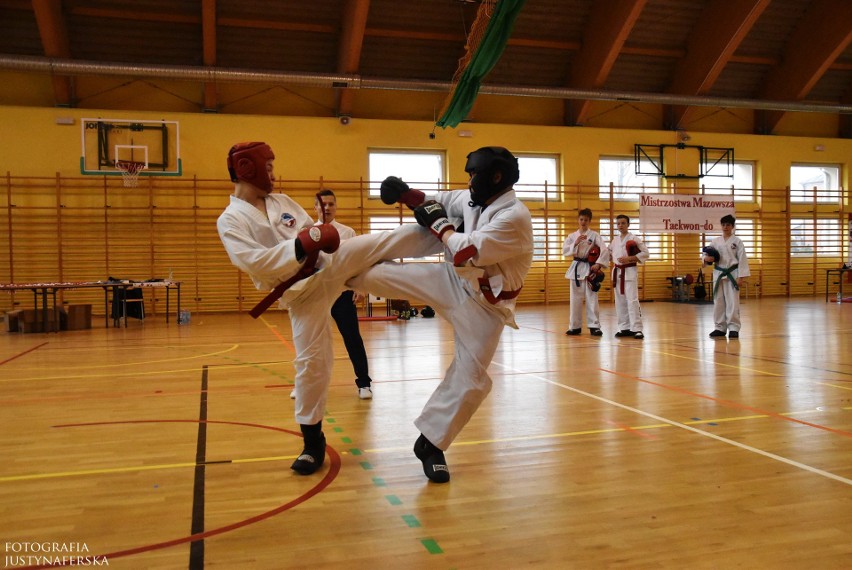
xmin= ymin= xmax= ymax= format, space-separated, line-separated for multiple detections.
xmin=625 ymin=240 xmax=641 ymax=257
xmin=297 ymin=224 xmax=340 ymax=258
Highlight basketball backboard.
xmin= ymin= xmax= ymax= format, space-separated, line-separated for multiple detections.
xmin=634 ymin=143 xmax=734 ymax=179
xmin=81 ymin=118 xmax=181 ymax=176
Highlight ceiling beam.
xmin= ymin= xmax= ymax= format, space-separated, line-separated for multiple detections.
xmin=758 ymin=0 xmax=852 ymax=134
xmin=335 ymin=0 xmax=370 ymax=117
xmin=201 ymin=0 xmax=217 ymax=112
xmin=666 ymin=0 xmax=769 ymax=129
xmin=31 ymin=0 xmax=73 ymax=106
xmin=565 ymin=0 xmax=647 ymax=126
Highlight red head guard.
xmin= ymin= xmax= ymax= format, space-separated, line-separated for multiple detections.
xmin=625 ymin=240 xmax=641 ymax=257
xmin=227 ymin=142 xmax=275 ymax=192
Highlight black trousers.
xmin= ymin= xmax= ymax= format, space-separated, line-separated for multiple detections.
xmin=330 ymin=290 xmax=371 ymax=387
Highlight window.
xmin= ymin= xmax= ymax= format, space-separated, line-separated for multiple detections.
xmin=702 ymin=219 xmax=757 ymax=258
xmin=532 ymin=217 xmax=561 ymax=261
xmin=599 ymin=218 xmax=668 ymax=261
xmin=702 ymin=161 xmax=755 ymax=202
xmin=599 ymin=157 xmax=661 ymax=200
xmin=790 ymin=218 xmax=842 ymax=257
xmin=515 ymin=155 xmax=559 ymax=201
xmin=790 ymin=164 xmax=841 ymax=203
xmin=368 ymin=150 xmax=445 ymax=197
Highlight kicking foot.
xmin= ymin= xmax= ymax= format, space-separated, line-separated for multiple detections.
xmin=413 ymin=434 xmax=450 ymax=483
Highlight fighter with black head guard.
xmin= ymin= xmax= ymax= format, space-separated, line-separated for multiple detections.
xmin=359 ymin=146 xmax=533 ymax=483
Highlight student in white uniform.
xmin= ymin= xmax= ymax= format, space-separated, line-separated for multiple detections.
xmin=562 ymin=208 xmax=609 ymax=336
xmin=704 ymin=214 xmax=750 ymax=339
xmin=607 ymin=214 xmax=650 ymax=339
xmin=217 ymin=142 xmax=439 ymax=477
xmin=350 ymin=146 xmax=534 ymax=484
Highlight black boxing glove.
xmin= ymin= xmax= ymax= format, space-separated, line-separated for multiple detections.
xmin=414 ymin=200 xmax=455 ymax=240
xmin=380 ymin=176 xmax=426 ymax=209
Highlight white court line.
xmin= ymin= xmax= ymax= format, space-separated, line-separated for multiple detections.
xmin=492 ymin=362 xmax=852 ymax=487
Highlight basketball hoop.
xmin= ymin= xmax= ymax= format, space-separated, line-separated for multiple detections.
xmin=115 ymin=160 xmax=147 ymax=188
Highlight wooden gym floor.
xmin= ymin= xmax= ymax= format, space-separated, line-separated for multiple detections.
xmin=1 ymin=299 xmax=850 ymax=569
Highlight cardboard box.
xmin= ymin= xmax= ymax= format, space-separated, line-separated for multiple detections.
xmin=4 ymin=310 xmax=23 ymax=333
xmin=64 ymin=304 xmax=93 ymax=331
xmin=19 ymin=309 xmax=60 ymax=333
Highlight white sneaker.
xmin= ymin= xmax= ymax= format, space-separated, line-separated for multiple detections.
xmin=358 ymin=386 xmax=373 ymax=400
xmin=289 ymin=389 xmax=295 ymax=399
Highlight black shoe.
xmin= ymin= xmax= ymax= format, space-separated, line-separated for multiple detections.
xmin=413 ymin=434 xmax=450 ymax=483
xmin=565 ymin=328 xmax=581 ymax=336
xmin=589 ymin=328 xmax=603 ymax=337
xmin=633 ymin=331 xmax=645 ymax=339
xmin=728 ymin=331 xmax=739 ymax=339
xmin=291 ymin=428 xmax=326 ymax=475
xmin=709 ymin=330 xmax=726 ymax=338
xmin=614 ymin=330 xmax=634 ymax=337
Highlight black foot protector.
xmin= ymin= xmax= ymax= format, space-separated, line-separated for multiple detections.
xmin=413 ymin=434 xmax=450 ymax=483
xmin=291 ymin=423 xmax=326 ymax=475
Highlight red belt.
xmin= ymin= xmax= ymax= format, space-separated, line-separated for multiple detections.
xmin=478 ymin=277 xmax=521 ymax=305
xmin=249 ymin=252 xmax=319 ymax=318
xmin=612 ymin=263 xmax=636 ymax=295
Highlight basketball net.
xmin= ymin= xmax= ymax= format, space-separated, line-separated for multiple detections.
xmin=115 ymin=160 xmax=147 ymax=188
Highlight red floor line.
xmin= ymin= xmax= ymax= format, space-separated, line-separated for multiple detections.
xmin=602 ymin=418 xmax=658 ymax=440
xmin=0 ymin=342 xmax=49 ymax=366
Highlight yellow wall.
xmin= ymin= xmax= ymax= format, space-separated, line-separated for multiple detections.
xmin=1 ymin=105 xmax=849 ymax=186
xmin=0 ymin=104 xmax=849 ymax=315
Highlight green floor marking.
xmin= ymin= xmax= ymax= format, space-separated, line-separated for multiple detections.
xmin=341 ymin=437 xmax=352 ymax=444
xmin=372 ymin=477 xmax=386 ymax=487
xmin=420 ymin=539 xmax=443 ymax=554
xmin=385 ymin=495 xmax=402 ymax=506
xmin=333 ymin=427 xmax=343 ymax=433
xmin=326 ymin=418 xmax=336 ymax=423
xmin=359 ymin=461 xmax=373 ymax=470
xmin=218 ymin=355 xmax=289 ymax=380
xmin=402 ymin=514 xmax=421 ymax=528
xmin=349 ymin=448 xmax=362 ymax=456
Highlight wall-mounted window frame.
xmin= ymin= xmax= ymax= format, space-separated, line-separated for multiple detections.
xmin=367 ymin=149 xmax=446 ymax=197
xmin=790 ymin=218 xmax=842 ymax=257
xmin=515 ymin=154 xmax=560 ymax=201
xmin=701 ymin=160 xmax=756 ymax=202
xmin=599 ymin=156 xmax=661 ymax=201
xmin=790 ymin=164 xmax=842 ymax=204
xmin=531 ymin=216 xmax=561 ymax=261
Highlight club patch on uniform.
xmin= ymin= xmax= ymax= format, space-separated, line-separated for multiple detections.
xmin=280 ymin=213 xmax=297 ymax=227
xmin=309 ymin=226 xmax=323 ymax=242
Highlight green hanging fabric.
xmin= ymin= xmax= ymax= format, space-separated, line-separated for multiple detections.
xmin=436 ymin=0 xmax=527 ymax=129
